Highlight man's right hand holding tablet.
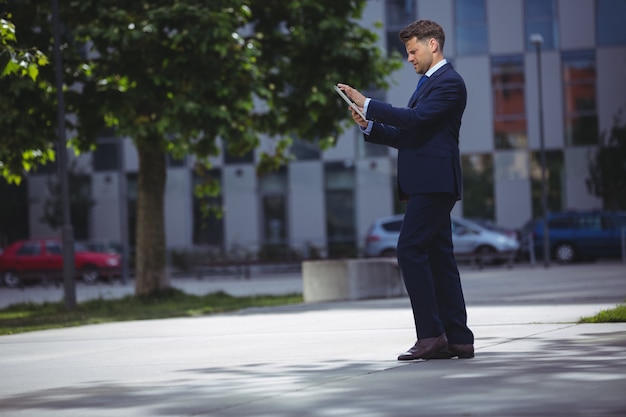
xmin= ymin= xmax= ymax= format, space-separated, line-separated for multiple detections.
xmin=337 ymin=83 xmax=369 ymax=128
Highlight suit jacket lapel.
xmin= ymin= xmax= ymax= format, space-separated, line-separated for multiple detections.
xmin=407 ymin=63 xmax=450 ymax=107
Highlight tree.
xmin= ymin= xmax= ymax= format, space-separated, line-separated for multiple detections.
xmin=0 ymin=5 xmax=52 ymax=184
xmin=0 ymin=0 xmax=400 ymax=295
xmin=0 ymin=10 xmax=48 ymax=81
xmin=587 ymin=115 xmax=626 ymax=210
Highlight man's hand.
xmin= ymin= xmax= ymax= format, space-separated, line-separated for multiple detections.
xmin=349 ymin=107 xmax=368 ymax=128
xmin=337 ymin=83 xmax=366 ymax=107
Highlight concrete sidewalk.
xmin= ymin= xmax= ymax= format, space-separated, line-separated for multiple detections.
xmin=1 ymin=264 xmax=625 ymax=416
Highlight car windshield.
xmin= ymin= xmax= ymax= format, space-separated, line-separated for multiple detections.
xmin=382 ymin=220 xmax=403 ymax=232
xmin=74 ymin=242 xmax=90 ymax=252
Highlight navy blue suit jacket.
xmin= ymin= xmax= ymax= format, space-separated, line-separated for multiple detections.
xmin=364 ymin=63 xmax=466 ymax=201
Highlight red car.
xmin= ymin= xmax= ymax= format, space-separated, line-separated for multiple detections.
xmin=0 ymin=238 xmax=121 ymax=288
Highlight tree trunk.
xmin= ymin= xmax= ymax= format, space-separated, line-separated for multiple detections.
xmin=135 ymin=145 xmax=169 ymax=295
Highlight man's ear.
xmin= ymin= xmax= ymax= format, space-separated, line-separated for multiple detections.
xmin=429 ymin=38 xmax=438 ymax=52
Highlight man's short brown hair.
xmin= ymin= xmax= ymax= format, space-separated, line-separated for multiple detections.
xmin=399 ymin=19 xmax=446 ymax=52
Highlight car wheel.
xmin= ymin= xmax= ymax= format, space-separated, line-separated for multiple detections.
xmin=554 ymin=243 xmax=576 ymax=264
xmin=475 ymin=245 xmax=498 ymax=265
xmin=381 ymin=249 xmax=397 ymax=258
xmin=3 ymin=271 xmax=22 ymax=288
xmin=80 ymin=266 xmax=99 ymax=285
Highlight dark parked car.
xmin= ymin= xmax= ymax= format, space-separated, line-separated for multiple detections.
xmin=0 ymin=238 xmax=121 ymax=288
xmin=363 ymin=214 xmax=520 ymax=262
xmin=525 ymin=210 xmax=626 ymax=263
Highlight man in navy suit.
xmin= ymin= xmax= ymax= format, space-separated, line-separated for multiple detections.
xmin=339 ymin=19 xmax=474 ymax=360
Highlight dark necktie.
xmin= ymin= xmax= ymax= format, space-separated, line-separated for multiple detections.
xmin=408 ymin=75 xmax=428 ymax=106
xmin=416 ymin=75 xmax=428 ymax=91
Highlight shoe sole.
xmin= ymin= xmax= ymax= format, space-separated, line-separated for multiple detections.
xmin=430 ymin=350 xmax=474 ymax=359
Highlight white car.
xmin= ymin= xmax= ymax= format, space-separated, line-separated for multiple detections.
xmin=363 ymin=214 xmax=520 ymax=262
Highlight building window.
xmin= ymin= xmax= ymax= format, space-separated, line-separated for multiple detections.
xmin=492 ymin=55 xmax=527 ymax=150
xmin=192 ymin=168 xmax=224 ymax=247
xmin=167 ymin=154 xmax=187 ymax=168
xmin=461 ymin=154 xmax=494 ymax=219
xmin=455 ymin=0 xmax=488 ymax=55
xmin=258 ymin=166 xmax=288 ymax=259
xmin=597 ymin=0 xmax=626 ymax=46
xmin=126 ymin=173 xmax=138 ymax=247
xmin=530 ymin=150 xmax=564 ymax=217
xmin=93 ymin=142 xmax=119 ymax=171
xmin=385 ymin=0 xmax=416 ymax=56
xmin=224 ymin=143 xmax=254 ymax=164
xmin=562 ymin=51 xmax=598 ymax=146
xmin=524 ymin=0 xmax=559 ymax=51
xmin=324 ymin=161 xmax=356 ymax=258
xmin=290 ymin=138 xmax=321 ymax=160
xmin=0 ymin=179 xmax=29 ymax=243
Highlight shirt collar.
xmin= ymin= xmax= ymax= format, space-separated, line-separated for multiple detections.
xmin=424 ymin=59 xmax=447 ymax=77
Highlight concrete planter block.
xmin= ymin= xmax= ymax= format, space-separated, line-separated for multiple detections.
xmin=302 ymin=259 xmax=406 ymax=303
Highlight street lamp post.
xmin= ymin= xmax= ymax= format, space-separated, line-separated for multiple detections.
xmin=51 ymin=0 xmax=77 ymax=307
xmin=531 ymin=33 xmax=550 ymax=267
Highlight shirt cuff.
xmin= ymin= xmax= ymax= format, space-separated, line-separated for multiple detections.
xmin=360 ymin=121 xmax=373 ymax=135
xmin=359 ymin=98 xmax=373 ymax=134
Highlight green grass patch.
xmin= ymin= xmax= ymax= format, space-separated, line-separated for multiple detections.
xmin=579 ymin=304 xmax=626 ymax=323
xmin=0 ymin=288 xmax=303 ymax=335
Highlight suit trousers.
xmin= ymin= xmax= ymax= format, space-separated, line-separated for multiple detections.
xmin=397 ymin=193 xmax=474 ymax=344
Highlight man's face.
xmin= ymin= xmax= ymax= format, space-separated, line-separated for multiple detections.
xmin=405 ymin=37 xmax=432 ymax=75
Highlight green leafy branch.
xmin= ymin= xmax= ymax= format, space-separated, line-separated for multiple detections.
xmin=1 ymin=15 xmax=49 ymax=81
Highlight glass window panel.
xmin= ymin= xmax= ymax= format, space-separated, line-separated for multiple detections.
xmin=385 ymin=0 xmax=416 ymax=56
xmin=224 ymin=143 xmax=254 ymax=164
xmin=325 ymin=189 xmax=357 ymax=258
xmin=525 ymin=21 xmax=557 ymax=50
xmin=70 ymin=174 xmax=93 ymax=240
xmin=456 ymin=26 xmax=488 ymax=55
xmin=387 ymin=32 xmax=407 ymax=56
xmin=530 ymin=150 xmax=564 ymax=217
xmin=325 ymin=161 xmax=355 ymax=189
xmin=494 ymin=127 xmax=528 ymax=149
xmin=386 ymin=0 xmax=415 ymax=27
xmin=290 ymin=138 xmax=320 ymax=160
xmin=259 ymin=167 xmax=287 ymax=253
xmin=525 ymin=0 xmax=559 ymax=50
xmin=597 ymin=0 xmax=626 ymax=46
xmin=455 ymin=0 xmax=488 ymax=55
xmin=0 ymin=179 xmax=29 ymax=242
xmin=565 ymin=115 xmax=599 ymax=146
xmin=258 ymin=167 xmax=287 ymax=193
xmin=461 ymin=154 xmax=494 ymax=219
xmin=93 ymin=142 xmax=119 ymax=171
xmin=456 ymin=0 xmax=486 ymax=21
xmin=31 ymin=159 xmax=58 ymax=175
xmin=526 ymin=0 xmax=555 ymax=18
xmin=167 ymin=154 xmax=187 ymax=167
xmin=562 ymin=51 xmax=598 ymax=146
xmin=126 ymin=173 xmax=138 ymax=246
xmin=324 ymin=162 xmax=356 ymax=257
xmin=192 ymin=169 xmax=223 ymax=246
xmin=262 ymin=195 xmax=287 ymax=244
xmin=492 ymin=56 xmax=527 ymax=149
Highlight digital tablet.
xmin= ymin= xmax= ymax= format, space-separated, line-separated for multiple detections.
xmin=334 ymin=85 xmax=366 ymax=120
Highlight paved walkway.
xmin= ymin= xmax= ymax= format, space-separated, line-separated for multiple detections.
xmin=1 ymin=263 xmax=625 ymax=416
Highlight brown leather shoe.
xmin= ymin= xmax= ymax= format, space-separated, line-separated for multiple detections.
xmin=397 ymin=334 xmax=448 ymax=361
xmin=431 ymin=343 xmax=475 ymax=359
